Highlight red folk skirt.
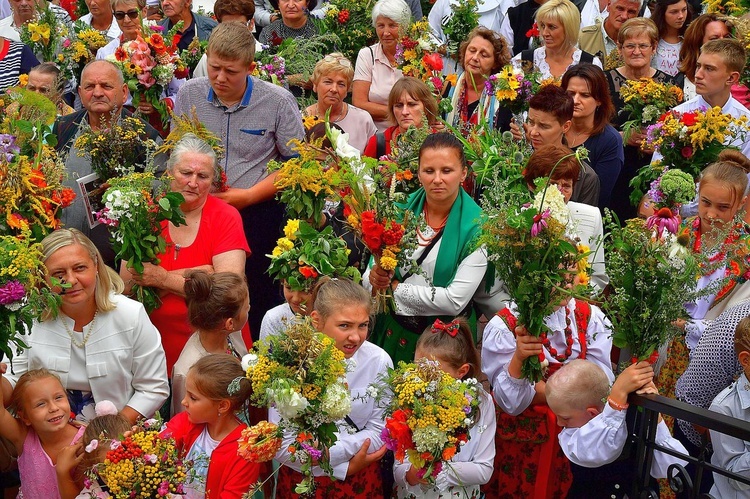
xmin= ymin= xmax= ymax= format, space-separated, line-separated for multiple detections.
xmin=275 ymin=460 xmax=382 ymax=498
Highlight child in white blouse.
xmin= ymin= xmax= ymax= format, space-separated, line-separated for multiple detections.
xmin=394 ymin=318 xmax=496 ymax=499
xmin=272 ymin=278 xmax=393 ymax=498
xmin=546 ymin=359 xmax=687 ymax=495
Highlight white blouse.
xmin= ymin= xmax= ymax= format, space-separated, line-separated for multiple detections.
xmin=511 ymin=47 xmax=603 ymax=80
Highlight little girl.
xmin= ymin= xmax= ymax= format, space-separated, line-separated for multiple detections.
xmin=394 ymin=318 xmax=496 ymax=499
xmin=172 ymin=270 xmax=250 ymax=417
xmin=273 ymin=278 xmax=393 ymax=498
xmin=481 ymin=271 xmax=614 ymax=498
xmin=259 ymin=280 xmax=313 ymax=341
xmin=0 ymin=368 xmax=85 ymax=498
xmin=164 ymin=354 xmax=258 ymax=498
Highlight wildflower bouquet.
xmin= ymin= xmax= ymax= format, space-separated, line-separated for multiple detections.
xmin=441 ymin=0 xmax=479 ymax=59
xmin=480 ymin=167 xmax=589 ymax=382
xmin=602 ymin=216 xmax=703 ymax=363
xmin=74 ymin=115 xmax=158 ymax=182
xmin=644 ymin=169 xmax=695 ymax=235
xmin=180 ymin=37 xmax=207 ymax=77
xmin=19 ymin=5 xmax=68 ymax=63
xmin=371 ymin=358 xmax=481 ymax=483
xmin=251 ymin=53 xmax=287 ymax=88
xmin=88 ymin=417 xmax=187 ymax=498
xmin=109 ymin=21 xmax=188 ymax=125
xmin=0 ymin=88 xmax=58 ymax=143
xmin=268 ymin=219 xmax=361 ymax=293
xmin=644 ymin=106 xmax=749 ymax=177
xmin=96 ymin=172 xmax=185 ymax=313
xmin=60 ymin=20 xmax=108 ymax=84
xmin=239 ymin=316 xmax=351 ymax=495
xmin=157 ymin=110 xmax=227 ymax=192
xmin=486 ymin=65 xmax=536 ymax=116
xmin=270 ymin=139 xmax=343 ymax=228
xmin=0 ymin=233 xmax=60 ymax=363
xmin=0 ymin=133 xmax=75 ymax=241
xmin=618 ymin=78 xmax=683 ymax=143
xmin=377 ymin=118 xmax=432 ymax=196
xmin=313 ymin=0 xmax=375 ymax=63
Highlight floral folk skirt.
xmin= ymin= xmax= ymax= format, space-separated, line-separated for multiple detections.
xmin=275 ymin=460 xmax=382 ymax=498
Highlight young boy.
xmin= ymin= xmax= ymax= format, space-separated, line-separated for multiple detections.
xmin=546 ymin=359 xmax=688 ymax=497
xmin=709 ymin=316 xmax=750 ymax=497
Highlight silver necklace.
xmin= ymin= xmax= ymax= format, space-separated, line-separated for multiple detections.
xmin=62 ymin=313 xmax=98 ymax=348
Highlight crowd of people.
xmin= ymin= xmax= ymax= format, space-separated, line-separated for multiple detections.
xmin=2 ymin=0 xmax=750 ymax=496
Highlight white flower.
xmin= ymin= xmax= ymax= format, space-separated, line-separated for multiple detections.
xmin=320 ymin=382 xmax=351 ymax=421
xmin=334 ymin=131 xmax=360 ymax=160
xmin=366 ymin=385 xmax=379 ymax=398
xmin=532 ymin=184 xmax=569 ymax=225
xmin=269 ymin=384 xmax=309 ymax=419
xmin=5 ymin=302 xmax=22 ymax=311
xmin=241 ymin=353 xmax=258 ymax=371
xmin=418 ymin=37 xmax=435 ymax=51
xmin=85 ymin=439 xmax=99 ymax=453
xmin=143 ymin=418 xmax=158 ymax=429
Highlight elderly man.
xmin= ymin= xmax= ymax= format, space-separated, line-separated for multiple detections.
xmin=175 ymin=21 xmax=304 ymax=339
xmin=579 ymin=0 xmax=641 ymax=64
xmin=53 ymin=60 xmax=161 ymax=266
xmin=160 ymin=0 xmax=217 ymax=52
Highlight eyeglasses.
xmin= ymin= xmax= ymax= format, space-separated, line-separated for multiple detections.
xmin=113 ymin=9 xmax=139 ymax=19
xmin=322 ymin=54 xmax=352 ymax=68
xmin=621 ymin=43 xmax=652 ymax=52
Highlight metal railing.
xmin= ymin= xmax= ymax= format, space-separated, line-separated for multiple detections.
xmin=628 ymin=393 xmax=750 ymax=498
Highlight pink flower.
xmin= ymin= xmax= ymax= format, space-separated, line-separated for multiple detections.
xmin=530 ymin=209 xmax=550 ymax=237
xmin=681 ymin=146 xmax=693 ymax=158
xmin=646 ymin=207 xmax=680 ymax=235
xmin=157 ymin=481 xmax=170 ymax=496
xmin=0 ymin=280 xmax=25 ymax=305
xmin=144 ymin=454 xmax=158 ymax=464
xmin=132 ymin=51 xmax=156 ymax=72
xmin=63 ymin=38 xmax=71 ymax=48
xmin=137 ymin=72 xmax=156 ymax=87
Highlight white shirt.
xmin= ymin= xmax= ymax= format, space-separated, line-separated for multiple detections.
xmin=394 ymin=389 xmax=496 ymax=498
xmin=651 ymin=39 xmax=682 ymax=77
xmin=3 ymin=294 xmax=169 ymax=418
xmin=0 ymin=0 xmax=9 ymax=20
xmin=559 ymin=404 xmax=688 ymax=478
xmin=270 ymin=341 xmax=393 ymax=480
xmin=0 ymin=15 xmax=19 ymax=41
xmin=709 ymin=372 xmax=750 ymax=498
xmin=567 ymin=201 xmax=608 ymax=291
xmin=259 ymin=303 xmax=296 ymax=342
xmin=580 ymin=0 xmax=608 ymax=29
xmin=79 ymin=13 xmax=122 ymax=42
xmin=652 ymin=95 xmax=750 ymax=162
xmin=185 ymin=426 xmax=221 ymax=499
xmin=482 ymin=299 xmax=615 ymax=415
xmin=511 ymin=47 xmax=603 ymax=80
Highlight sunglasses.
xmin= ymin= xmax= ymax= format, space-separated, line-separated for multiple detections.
xmin=113 ymin=9 xmax=139 ymax=19
xmin=323 ymin=55 xmax=352 ymax=68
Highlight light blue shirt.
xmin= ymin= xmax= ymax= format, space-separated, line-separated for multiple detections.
xmin=709 ymin=371 xmax=750 ymax=497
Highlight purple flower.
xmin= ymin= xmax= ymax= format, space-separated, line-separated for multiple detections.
xmin=647 ymin=176 xmax=666 ymax=204
xmin=530 ymin=209 xmax=550 ymax=237
xmin=300 ymin=442 xmax=323 ymax=461
xmin=381 ymin=427 xmax=398 ymax=451
xmin=646 ymin=209 xmax=680 ymax=235
xmin=0 ymin=281 xmax=25 ymax=305
xmin=0 ymin=134 xmax=19 ymax=162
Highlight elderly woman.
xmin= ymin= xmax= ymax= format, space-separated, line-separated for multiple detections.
xmin=25 ymin=62 xmax=74 ymax=115
xmin=606 ymin=18 xmax=681 ymax=221
xmin=258 ymin=0 xmax=317 ymax=45
xmin=511 ymin=0 xmax=601 ymax=79
xmin=444 ymin=26 xmax=511 ymax=131
xmin=679 ymin=13 xmax=736 ymax=102
xmin=363 ymin=77 xmax=439 ymax=159
xmin=79 ymin=0 xmax=122 ymax=41
xmin=563 ymin=63 xmax=623 ymax=210
xmin=1 ymin=229 xmax=168 ymax=424
xmin=352 ymin=0 xmax=411 ymax=131
xmin=366 ymin=132 xmax=487 ymax=365
xmin=650 ymin=0 xmax=690 ymax=77
xmin=121 ymin=134 xmax=250 ymax=373
xmin=305 ymin=53 xmax=377 ymax=152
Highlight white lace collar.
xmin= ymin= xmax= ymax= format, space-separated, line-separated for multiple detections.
xmin=534 ymin=47 xmax=584 ymax=79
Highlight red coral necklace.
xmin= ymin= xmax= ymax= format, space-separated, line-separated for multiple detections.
xmin=540 ymin=307 xmax=574 ymax=362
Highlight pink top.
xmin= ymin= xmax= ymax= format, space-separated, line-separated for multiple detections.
xmin=18 ymin=424 xmax=85 ymax=499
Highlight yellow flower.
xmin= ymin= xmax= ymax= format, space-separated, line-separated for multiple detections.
xmin=18 ymin=74 xmax=28 ymax=87
xmin=271 ymin=246 xmax=284 ymax=257
xmin=276 ymin=237 xmax=294 ymax=251
xmin=380 ymin=256 xmax=398 ymax=271
xmin=284 ymin=219 xmax=300 ymax=239
xmin=27 ymin=23 xmax=51 ymax=44
xmin=577 ymin=271 xmax=590 ymax=286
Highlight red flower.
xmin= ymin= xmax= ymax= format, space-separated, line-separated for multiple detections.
xmin=149 ymin=33 xmax=167 ymax=54
xmin=422 ymin=53 xmax=443 ymax=72
xmin=174 ymin=66 xmax=189 ymax=79
xmin=270 ymin=31 xmax=284 ymax=47
xmin=681 ymin=146 xmax=693 ymax=158
xmin=400 ymin=36 xmax=418 ymax=50
xmin=299 ymin=266 xmax=318 ymax=279
xmin=680 ymin=112 xmax=697 ymax=126
xmin=114 ymin=46 xmax=128 ymax=61
xmin=382 ymin=221 xmax=404 ymax=245
xmin=337 ymin=9 xmax=349 ymax=23
xmin=361 ymin=210 xmax=385 ymax=250
xmin=526 ymin=22 xmax=539 ymax=38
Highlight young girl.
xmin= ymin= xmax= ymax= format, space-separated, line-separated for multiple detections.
xmin=172 ymin=270 xmax=250 ymax=417
xmin=394 ymin=318 xmax=496 ymax=499
xmin=273 ymin=278 xmax=393 ymax=498
xmin=259 ymin=280 xmax=313 ymax=341
xmin=651 ymin=0 xmax=691 ymax=76
xmin=481 ymin=271 xmax=614 ymax=498
xmin=165 ymin=354 xmax=259 ymax=499
xmin=0 ymin=368 xmax=86 ymax=498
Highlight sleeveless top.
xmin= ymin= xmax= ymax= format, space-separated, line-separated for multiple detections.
xmin=18 ymin=424 xmax=86 ymax=498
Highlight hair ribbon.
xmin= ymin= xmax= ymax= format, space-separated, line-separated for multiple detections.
xmin=431 ymin=318 xmax=460 ymax=337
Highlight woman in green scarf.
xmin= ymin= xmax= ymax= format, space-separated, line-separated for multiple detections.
xmin=367 ymin=132 xmax=488 ymax=365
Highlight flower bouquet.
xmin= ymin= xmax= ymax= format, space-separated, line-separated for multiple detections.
xmin=0 ymin=133 xmax=76 ymax=241
xmin=88 ymin=417 xmax=187 ymax=498
xmin=644 ymin=168 xmax=695 ymax=236
xmin=602 ymin=216 xmax=703 ymax=363
xmin=74 ymin=115 xmax=159 ymax=182
xmin=441 ymin=0 xmax=479 ymax=59
xmin=486 ymin=66 xmax=555 ymax=128
xmin=238 ymin=316 xmax=351 ymax=495
xmin=480 ymin=155 xmax=589 ymax=382
xmin=60 ymin=20 xmax=108 ymax=84
xmin=96 ymin=172 xmax=185 ymax=313
xmin=270 ymin=138 xmax=343 ymax=228
xmin=180 ymin=37 xmax=207 ymax=77
xmin=618 ymin=78 xmax=682 ymax=143
xmin=109 ymin=21 xmax=188 ymax=125
xmin=376 ymin=117 xmax=432 ymax=196
xmin=268 ymin=219 xmax=361 ymax=294
xmin=313 ymin=0 xmax=375 ymax=63
xmin=0 ymin=233 xmax=61 ymax=363
xmin=19 ymin=5 xmax=68 ymax=63
xmin=370 ymin=358 xmax=481 ymax=483
xmin=251 ymin=53 xmax=287 ymax=88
